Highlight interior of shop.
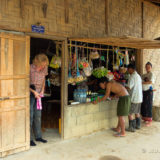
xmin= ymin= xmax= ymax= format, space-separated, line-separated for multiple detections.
xmin=30 ymin=37 xmax=62 ymax=141
xmin=67 ymin=41 xmax=136 ymax=105
xmin=30 ymin=37 xmax=137 ymax=140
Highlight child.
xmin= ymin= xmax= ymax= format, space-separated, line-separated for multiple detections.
xmin=94 ymin=77 xmax=131 ymax=137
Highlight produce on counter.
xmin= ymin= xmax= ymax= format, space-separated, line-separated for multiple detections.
xmin=92 ymin=67 xmax=108 ymax=78
xmin=106 ymin=71 xmax=114 ymax=81
xmin=68 ymin=75 xmax=86 ymax=84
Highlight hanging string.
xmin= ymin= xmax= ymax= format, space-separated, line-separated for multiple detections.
xmin=99 ymin=44 xmax=101 ymax=67
xmin=113 ymin=47 xmax=115 ymax=67
xmin=87 ymin=43 xmax=89 ymax=61
xmin=106 ymin=46 xmax=109 ymax=69
xmin=70 ymin=40 xmax=72 ymax=60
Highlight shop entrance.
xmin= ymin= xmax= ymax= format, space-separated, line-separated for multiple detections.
xmin=30 ymin=37 xmax=62 ymax=142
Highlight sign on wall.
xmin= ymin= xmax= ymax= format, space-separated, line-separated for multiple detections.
xmin=31 ymin=25 xmax=45 ymax=34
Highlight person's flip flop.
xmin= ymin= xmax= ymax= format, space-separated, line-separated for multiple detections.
xmin=111 ymin=128 xmax=120 ymax=133
xmin=145 ymin=123 xmax=152 ymax=127
xmin=114 ymin=133 xmax=126 ymax=137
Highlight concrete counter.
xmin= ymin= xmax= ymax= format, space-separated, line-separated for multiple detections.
xmin=64 ymin=100 xmax=119 ymax=139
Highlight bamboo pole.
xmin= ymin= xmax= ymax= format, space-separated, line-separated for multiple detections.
xmin=67 ymin=44 xmax=133 ymax=51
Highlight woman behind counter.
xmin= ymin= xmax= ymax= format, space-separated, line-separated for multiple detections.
xmin=141 ymin=62 xmax=155 ymax=126
xmin=30 ymin=53 xmax=49 ymax=146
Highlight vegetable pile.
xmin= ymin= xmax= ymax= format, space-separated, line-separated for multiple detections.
xmin=92 ymin=67 xmax=108 ymax=78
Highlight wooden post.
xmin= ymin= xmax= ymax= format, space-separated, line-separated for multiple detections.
xmin=105 ymin=0 xmax=109 ymax=35
xmin=136 ymin=49 xmax=143 ymax=75
xmin=61 ymin=39 xmax=68 ymax=139
xmin=64 ymin=0 xmax=69 ymax=23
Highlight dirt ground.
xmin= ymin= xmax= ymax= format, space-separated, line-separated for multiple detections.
xmin=3 ymin=121 xmax=160 ymax=160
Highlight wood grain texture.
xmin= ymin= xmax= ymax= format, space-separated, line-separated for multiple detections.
xmin=0 ymin=33 xmax=30 ymax=157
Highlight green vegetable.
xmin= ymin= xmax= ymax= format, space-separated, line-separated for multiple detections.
xmin=92 ymin=67 xmax=108 ymax=78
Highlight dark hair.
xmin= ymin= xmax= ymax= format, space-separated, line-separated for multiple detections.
xmin=146 ymin=62 xmax=152 ymax=68
xmin=98 ymin=77 xmax=109 ymax=84
xmin=127 ymin=64 xmax=136 ymax=70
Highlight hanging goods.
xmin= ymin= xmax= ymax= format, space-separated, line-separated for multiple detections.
xmin=49 ymin=44 xmax=61 ymax=69
xmin=68 ymin=41 xmax=74 ymax=84
xmin=106 ymin=46 xmax=109 ymax=69
xmin=83 ymin=65 xmax=92 ymax=77
xmin=124 ymin=49 xmax=129 ymax=65
xmin=75 ymin=42 xmax=84 ymax=83
xmin=113 ymin=48 xmax=118 ymax=71
xmin=116 ymin=48 xmax=124 ymax=67
xmin=90 ymin=49 xmax=100 ymax=59
xmin=76 ymin=42 xmax=80 ymax=77
xmin=115 ymin=48 xmax=120 ymax=66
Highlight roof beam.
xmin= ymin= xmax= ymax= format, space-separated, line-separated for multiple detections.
xmin=143 ymin=0 xmax=160 ymax=4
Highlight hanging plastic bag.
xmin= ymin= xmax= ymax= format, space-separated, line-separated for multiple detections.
xmin=90 ymin=50 xmax=100 ymax=59
xmin=49 ymin=43 xmax=61 ymax=69
xmin=124 ymin=50 xmax=129 ymax=66
xmin=83 ymin=66 xmax=92 ymax=77
xmin=79 ymin=58 xmax=92 ymax=77
xmin=49 ymin=55 xmax=61 ymax=69
xmin=79 ymin=58 xmax=90 ymax=69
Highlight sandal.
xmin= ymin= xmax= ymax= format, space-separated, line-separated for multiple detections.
xmin=111 ymin=128 xmax=120 ymax=133
xmin=114 ymin=133 xmax=126 ymax=137
xmin=145 ymin=122 xmax=152 ymax=127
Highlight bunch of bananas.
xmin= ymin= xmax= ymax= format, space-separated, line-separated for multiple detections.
xmin=68 ymin=77 xmax=75 ymax=84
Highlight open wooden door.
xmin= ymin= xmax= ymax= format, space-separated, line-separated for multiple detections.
xmin=0 ymin=32 xmax=30 ymax=157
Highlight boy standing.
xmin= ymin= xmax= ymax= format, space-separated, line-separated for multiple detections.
xmin=126 ymin=64 xmax=143 ymax=132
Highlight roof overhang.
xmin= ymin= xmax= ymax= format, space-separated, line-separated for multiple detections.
xmin=69 ymin=36 xmax=160 ymax=49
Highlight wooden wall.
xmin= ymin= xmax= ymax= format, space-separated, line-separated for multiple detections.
xmin=108 ymin=0 xmax=142 ymax=37
xmin=0 ymin=0 xmax=143 ymax=38
xmin=0 ymin=0 xmax=106 ymax=37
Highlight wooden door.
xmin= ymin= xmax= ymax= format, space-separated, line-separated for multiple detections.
xmin=0 ymin=32 xmax=30 ymax=157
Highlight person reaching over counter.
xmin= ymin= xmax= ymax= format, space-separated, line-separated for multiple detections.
xmin=93 ymin=77 xmax=130 ymax=137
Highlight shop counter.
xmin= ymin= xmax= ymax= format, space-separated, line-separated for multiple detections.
xmin=64 ymin=99 xmax=120 ymax=139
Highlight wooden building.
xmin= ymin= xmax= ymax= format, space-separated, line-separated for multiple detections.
xmin=0 ymin=0 xmax=160 ymax=157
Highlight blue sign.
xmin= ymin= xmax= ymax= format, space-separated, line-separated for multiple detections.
xmin=31 ymin=25 xmax=45 ymax=33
